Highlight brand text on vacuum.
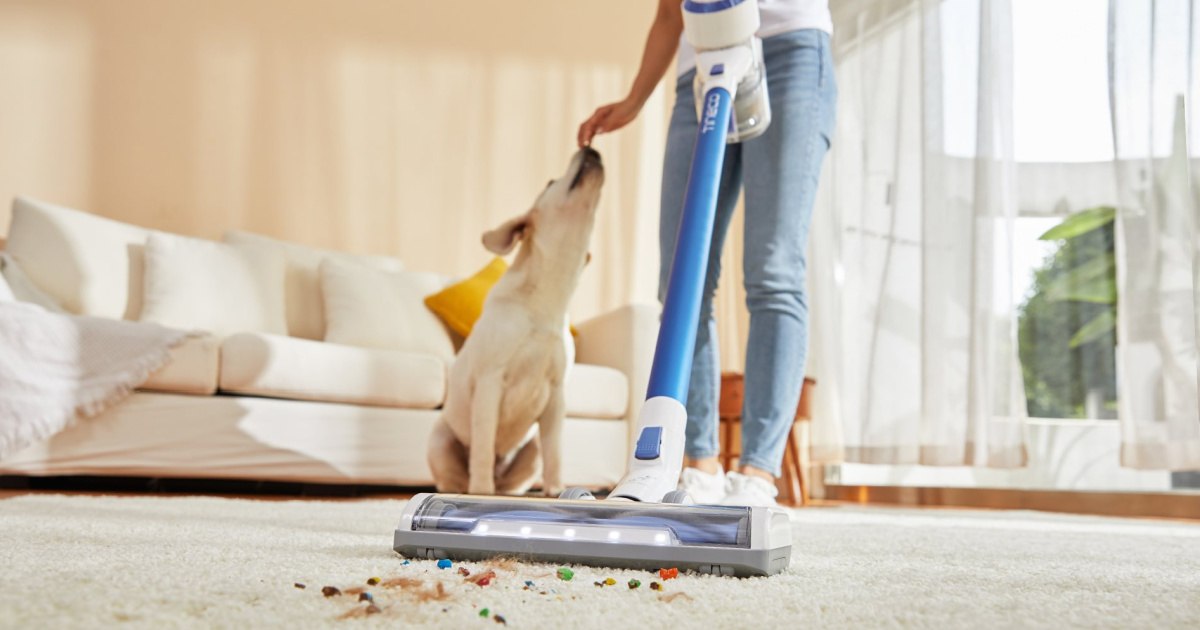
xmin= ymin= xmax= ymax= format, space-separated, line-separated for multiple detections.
xmin=701 ymin=92 xmax=721 ymax=133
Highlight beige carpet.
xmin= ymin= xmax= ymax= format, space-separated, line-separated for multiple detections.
xmin=1 ymin=495 xmax=1198 ymax=629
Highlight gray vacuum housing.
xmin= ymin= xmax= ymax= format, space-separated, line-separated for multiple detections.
xmin=393 ymin=493 xmax=793 ymax=577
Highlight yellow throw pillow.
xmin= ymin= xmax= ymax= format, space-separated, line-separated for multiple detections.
xmin=425 ymin=257 xmax=578 ymax=339
xmin=424 ymin=257 xmax=508 ymax=339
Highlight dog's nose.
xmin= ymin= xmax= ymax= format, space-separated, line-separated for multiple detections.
xmin=581 ymin=146 xmax=601 ymax=164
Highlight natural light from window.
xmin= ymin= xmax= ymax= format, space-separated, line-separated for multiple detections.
xmin=1012 ymin=0 xmax=1113 ymax=163
xmin=941 ymin=0 xmax=1113 ymax=163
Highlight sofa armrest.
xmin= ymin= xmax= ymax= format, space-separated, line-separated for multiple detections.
xmin=574 ymin=303 xmax=660 ymax=438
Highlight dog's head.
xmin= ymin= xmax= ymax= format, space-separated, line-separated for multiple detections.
xmin=482 ymin=147 xmax=604 ymax=257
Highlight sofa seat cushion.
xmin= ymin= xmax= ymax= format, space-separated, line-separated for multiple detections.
xmin=140 ymin=335 xmax=221 ymax=395
xmin=564 ymin=364 xmax=629 ymax=420
xmin=219 ymin=333 xmax=445 ymax=409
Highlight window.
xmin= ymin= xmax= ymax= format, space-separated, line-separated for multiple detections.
xmin=1011 ymin=0 xmax=1118 ymax=420
xmin=1012 ymin=0 xmax=1114 ymax=163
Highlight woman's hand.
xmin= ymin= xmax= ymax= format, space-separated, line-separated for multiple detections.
xmin=578 ymin=0 xmax=681 ymax=147
xmin=577 ymin=98 xmax=643 ymax=147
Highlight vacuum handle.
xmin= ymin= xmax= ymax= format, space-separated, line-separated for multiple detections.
xmin=645 ymin=85 xmax=733 ymax=404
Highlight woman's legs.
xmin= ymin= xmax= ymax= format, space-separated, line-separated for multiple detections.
xmin=659 ymin=70 xmax=744 ymax=469
xmin=738 ymin=30 xmax=837 ymax=479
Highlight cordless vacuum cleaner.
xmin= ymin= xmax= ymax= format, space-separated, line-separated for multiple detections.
xmin=394 ymin=0 xmax=788 ymax=577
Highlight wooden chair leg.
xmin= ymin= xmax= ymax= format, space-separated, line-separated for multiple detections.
xmin=721 ymin=418 xmax=733 ymax=472
xmin=792 ymin=423 xmax=809 ymax=506
xmin=781 ymin=427 xmax=803 ymax=507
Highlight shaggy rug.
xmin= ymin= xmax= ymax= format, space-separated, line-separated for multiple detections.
xmin=0 ymin=494 xmax=1197 ymax=629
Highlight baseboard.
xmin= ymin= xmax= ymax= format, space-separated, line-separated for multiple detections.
xmin=823 ymin=484 xmax=1200 ymax=521
xmin=0 ymin=475 xmax=435 ymax=498
xmin=0 ymin=474 xmax=617 ymax=499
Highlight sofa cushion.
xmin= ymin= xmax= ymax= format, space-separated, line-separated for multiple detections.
xmin=140 ymin=233 xmax=288 ymax=338
xmin=564 ymin=364 xmax=629 ymax=420
xmin=0 ymin=253 xmax=64 ymax=311
xmin=5 ymin=196 xmax=152 ymax=319
xmin=219 ymin=333 xmax=445 ymax=409
xmin=320 ymin=258 xmax=456 ymax=363
xmin=224 ymin=231 xmax=405 ymax=341
xmin=0 ymin=263 xmax=11 ymax=302
xmin=140 ymin=335 xmax=220 ymax=395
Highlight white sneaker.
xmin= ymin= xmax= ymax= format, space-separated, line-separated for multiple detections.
xmin=677 ymin=466 xmax=728 ymax=505
xmin=720 ymin=471 xmax=779 ymax=507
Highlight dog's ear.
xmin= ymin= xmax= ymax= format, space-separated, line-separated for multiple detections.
xmin=482 ymin=212 xmax=531 ymax=255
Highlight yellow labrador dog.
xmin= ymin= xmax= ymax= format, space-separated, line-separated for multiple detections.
xmin=428 ymin=147 xmax=604 ymax=497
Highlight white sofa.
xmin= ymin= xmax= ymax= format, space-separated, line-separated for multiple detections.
xmin=0 ymin=197 xmax=659 ymax=489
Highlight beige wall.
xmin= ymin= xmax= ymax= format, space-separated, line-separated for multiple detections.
xmin=0 ymin=0 xmax=669 ymax=320
xmin=0 ymin=0 xmax=761 ymax=371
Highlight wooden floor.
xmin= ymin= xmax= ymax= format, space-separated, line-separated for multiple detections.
xmin=3 ymin=477 xmax=1197 ymax=523
xmin=0 ymin=475 xmax=426 ymax=502
xmin=0 ymin=488 xmax=418 ymax=501
xmin=824 ymin=484 xmax=1200 ymax=523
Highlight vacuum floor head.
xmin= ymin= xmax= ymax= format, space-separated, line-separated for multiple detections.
xmin=393 ymin=493 xmax=792 ymax=577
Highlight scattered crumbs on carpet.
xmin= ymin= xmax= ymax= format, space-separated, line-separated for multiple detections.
xmin=380 ymin=577 xmax=423 ymax=589
xmin=304 ymin=560 xmax=704 ymax=623
xmin=338 ymin=603 xmax=383 ymax=619
xmin=466 ymin=570 xmax=496 ymax=587
xmin=412 ymin=581 xmax=452 ymax=603
xmin=484 ymin=557 xmax=522 ymax=572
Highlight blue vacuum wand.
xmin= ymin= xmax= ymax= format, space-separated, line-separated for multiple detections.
xmin=395 ymin=0 xmax=792 ymax=577
xmin=610 ymin=0 xmax=771 ymax=503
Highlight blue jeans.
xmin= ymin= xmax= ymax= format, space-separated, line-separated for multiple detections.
xmin=659 ymin=29 xmax=836 ymax=477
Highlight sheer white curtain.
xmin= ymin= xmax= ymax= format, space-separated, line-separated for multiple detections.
xmin=807 ymin=0 xmax=1027 ymax=466
xmin=1109 ymin=0 xmax=1200 ymax=470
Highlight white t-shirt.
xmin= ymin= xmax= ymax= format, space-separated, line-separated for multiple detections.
xmin=677 ymin=0 xmax=833 ymax=75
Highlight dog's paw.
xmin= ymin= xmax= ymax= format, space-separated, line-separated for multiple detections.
xmin=542 ymin=486 xmax=564 ymax=499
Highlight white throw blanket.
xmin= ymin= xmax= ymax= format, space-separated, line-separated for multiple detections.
xmin=0 ymin=301 xmax=195 ymax=460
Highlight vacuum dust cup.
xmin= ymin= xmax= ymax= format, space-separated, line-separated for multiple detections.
xmin=692 ymin=38 xmax=771 ymax=143
xmin=684 ymin=0 xmax=772 ymax=143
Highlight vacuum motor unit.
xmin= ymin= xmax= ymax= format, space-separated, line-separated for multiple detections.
xmin=683 ymin=0 xmax=772 ymax=143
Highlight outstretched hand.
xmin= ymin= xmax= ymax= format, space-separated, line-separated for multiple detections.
xmin=577 ymin=98 xmax=642 ymax=147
